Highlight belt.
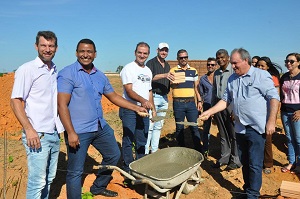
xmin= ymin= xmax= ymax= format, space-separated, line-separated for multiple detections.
xmin=173 ymin=98 xmax=195 ymax=103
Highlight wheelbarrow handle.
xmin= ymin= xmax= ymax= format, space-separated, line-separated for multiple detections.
xmin=98 ymin=165 xmax=136 ymax=181
xmin=131 ymin=179 xmax=170 ymax=193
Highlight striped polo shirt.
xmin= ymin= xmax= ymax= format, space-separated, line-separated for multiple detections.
xmin=170 ymin=64 xmax=198 ymax=98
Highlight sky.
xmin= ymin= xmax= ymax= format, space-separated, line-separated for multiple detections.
xmin=0 ymin=0 xmax=299 ymax=73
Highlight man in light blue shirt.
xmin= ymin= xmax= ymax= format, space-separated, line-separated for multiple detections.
xmin=57 ymin=39 xmax=147 ymax=198
xmin=200 ymin=48 xmax=280 ymax=199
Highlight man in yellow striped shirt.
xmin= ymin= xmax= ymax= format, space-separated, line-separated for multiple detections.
xmin=170 ymin=49 xmax=202 ymax=152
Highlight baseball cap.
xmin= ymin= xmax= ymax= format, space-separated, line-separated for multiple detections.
xmin=158 ymin=42 xmax=169 ymax=49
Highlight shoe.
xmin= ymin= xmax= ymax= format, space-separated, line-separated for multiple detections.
xmin=263 ymin=168 xmax=271 ymax=174
xmin=123 ymin=178 xmax=134 ymax=189
xmin=93 ymin=188 xmax=118 ymax=197
xmin=226 ymin=163 xmax=240 ymax=170
xmin=291 ymin=166 xmax=300 ymax=174
xmin=203 ymin=151 xmax=209 ymax=159
xmin=281 ymin=164 xmax=296 ymax=173
xmin=211 ymin=162 xmax=227 ymax=168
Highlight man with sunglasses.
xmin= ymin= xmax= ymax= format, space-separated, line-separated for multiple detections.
xmin=170 ymin=49 xmax=202 ymax=152
xmin=198 ymin=57 xmax=217 ymax=158
xmin=145 ymin=42 xmax=175 ymax=154
xmin=211 ymin=49 xmax=242 ymax=170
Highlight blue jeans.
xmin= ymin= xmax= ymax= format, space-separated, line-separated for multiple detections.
xmin=173 ymin=101 xmax=202 ymax=152
xmin=22 ymin=131 xmax=60 ymax=199
xmin=65 ymin=124 xmax=120 ymax=198
xmin=146 ymin=93 xmax=168 ymax=154
xmin=281 ymin=111 xmax=300 ymax=166
xmin=119 ymin=107 xmax=149 ymax=172
xmin=236 ymin=126 xmax=265 ymax=199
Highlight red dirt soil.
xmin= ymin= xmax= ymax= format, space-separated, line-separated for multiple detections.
xmin=1 ymin=74 xmax=299 ymax=199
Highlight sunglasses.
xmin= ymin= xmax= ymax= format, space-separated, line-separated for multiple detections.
xmin=207 ymin=64 xmax=216 ymax=66
xmin=179 ymin=56 xmax=188 ymax=60
xmin=285 ymin=60 xmax=297 ymax=64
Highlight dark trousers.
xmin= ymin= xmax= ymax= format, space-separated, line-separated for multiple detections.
xmin=236 ymin=126 xmax=266 ymax=199
xmin=119 ymin=107 xmax=149 ymax=172
xmin=214 ymin=108 xmax=241 ymax=166
xmin=173 ymin=101 xmax=202 ymax=152
xmin=202 ymin=102 xmax=212 ymax=152
xmin=65 ymin=124 xmax=121 ymax=198
xmin=264 ymin=134 xmax=273 ymax=168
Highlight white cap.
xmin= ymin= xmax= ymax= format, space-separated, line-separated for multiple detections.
xmin=158 ymin=42 xmax=169 ymax=49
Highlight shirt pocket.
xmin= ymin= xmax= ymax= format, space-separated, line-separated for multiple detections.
xmin=241 ymin=78 xmax=254 ymax=98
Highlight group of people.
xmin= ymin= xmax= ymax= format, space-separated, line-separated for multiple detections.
xmin=199 ymin=51 xmax=300 ymax=199
xmin=10 ymin=30 xmax=299 ymax=199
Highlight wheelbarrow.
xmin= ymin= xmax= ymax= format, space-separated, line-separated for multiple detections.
xmin=99 ymin=147 xmax=204 ymax=199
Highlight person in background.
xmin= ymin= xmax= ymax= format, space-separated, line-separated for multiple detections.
xmin=200 ymin=48 xmax=280 ymax=199
xmin=280 ymin=52 xmax=300 ymax=174
xmin=170 ymin=49 xmax=202 ymax=152
xmin=145 ymin=42 xmax=175 ymax=154
xmin=120 ymin=42 xmax=155 ymax=173
xmin=57 ymin=38 xmax=147 ymax=198
xmin=256 ymin=56 xmax=281 ymax=174
xmin=198 ymin=57 xmax=217 ymax=158
xmin=252 ymin=56 xmax=260 ymax=67
xmin=211 ymin=49 xmax=241 ymax=170
xmin=11 ymin=31 xmax=64 ymax=199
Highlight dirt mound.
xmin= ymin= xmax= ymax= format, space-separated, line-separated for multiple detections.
xmin=0 ymin=73 xmax=119 ymax=139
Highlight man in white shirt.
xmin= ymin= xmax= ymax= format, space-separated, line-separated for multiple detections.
xmin=11 ymin=31 xmax=64 ymax=199
xmin=119 ymin=42 xmax=155 ymax=174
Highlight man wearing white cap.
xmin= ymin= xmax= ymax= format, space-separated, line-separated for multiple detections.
xmin=145 ymin=42 xmax=175 ymax=154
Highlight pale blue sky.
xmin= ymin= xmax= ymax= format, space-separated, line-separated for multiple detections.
xmin=0 ymin=0 xmax=299 ymax=73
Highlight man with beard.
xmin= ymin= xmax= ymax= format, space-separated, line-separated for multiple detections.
xmin=211 ymin=49 xmax=241 ymax=170
xmin=170 ymin=49 xmax=202 ymax=152
xmin=11 ymin=31 xmax=64 ymax=199
xmin=57 ymin=39 xmax=147 ymax=198
xmin=145 ymin=42 xmax=175 ymax=154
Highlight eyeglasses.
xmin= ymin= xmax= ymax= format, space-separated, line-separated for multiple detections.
xmin=285 ymin=60 xmax=297 ymax=64
xmin=207 ymin=64 xmax=216 ymax=66
xmin=179 ymin=56 xmax=188 ymax=60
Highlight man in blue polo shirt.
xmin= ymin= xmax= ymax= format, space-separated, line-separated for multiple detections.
xmin=57 ymin=38 xmax=147 ymax=198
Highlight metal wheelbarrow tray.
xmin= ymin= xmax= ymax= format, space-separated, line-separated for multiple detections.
xmin=100 ymin=147 xmax=204 ymax=199
xmin=129 ymin=147 xmax=203 ymax=189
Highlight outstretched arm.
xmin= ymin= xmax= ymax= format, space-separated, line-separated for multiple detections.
xmin=105 ymin=91 xmax=148 ymax=113
xmin=123 ymin=83 xmax=153 ymax=110
xmin=199 ymin=100 xmax=227 ymax=120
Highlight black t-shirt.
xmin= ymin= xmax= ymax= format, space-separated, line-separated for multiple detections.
xmin=146 ymin=57 xmax=171 ymax=95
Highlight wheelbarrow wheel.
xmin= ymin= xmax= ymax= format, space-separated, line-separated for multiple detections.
xmin=182 ymin=169 xmax=202 ymax=194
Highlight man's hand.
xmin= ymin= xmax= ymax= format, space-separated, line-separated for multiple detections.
xmin=199 ymin=111 xmax=211 ymax=121
xmin=136 ymin=106 xmax=149 ymax=117
xmin=141 ymin=100 xmax=153 ymax=110
xmin=67 ymin=132 xmax=80 ymax=149
xmin=166 ymin=72 xmax=175 ymax=82
xmin=265 ymin=121 xmax=276 ymax=135
xmin=25 ymin=128 xmax=41 ymax=150
xmin=197 ymin=101 xmax=203 ymax=111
